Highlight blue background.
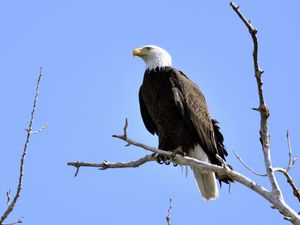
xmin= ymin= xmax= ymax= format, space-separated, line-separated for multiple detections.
xmin=1 ymin=1 xmax=300 ymax=224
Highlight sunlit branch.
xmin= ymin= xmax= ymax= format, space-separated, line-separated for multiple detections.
xmin=67 ymin=154 xmax=156 ymax=177
xmin=0 ymin=68 xmax=43 ymax=225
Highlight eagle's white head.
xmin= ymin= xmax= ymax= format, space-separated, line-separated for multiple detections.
xmin=133 ymin=45 xmax=172 ymax=70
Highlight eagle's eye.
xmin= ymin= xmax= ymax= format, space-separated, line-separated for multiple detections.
xmin=145 ymin=47 xmax=152 ymax=50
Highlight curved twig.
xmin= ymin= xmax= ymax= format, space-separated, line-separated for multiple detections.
xmin=233 ymin=150 xmax=267 ymax=177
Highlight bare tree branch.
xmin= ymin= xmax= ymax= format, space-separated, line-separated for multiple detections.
xmin=166 ymin=197 xmax=172 ymax=225
xmin=29 ymin=123 xmax=47 ymax=135
xmin=68 ymin=119 xmax=292 ymax=216
xmin=230 ymin=0 xmax=279 ymax=196
xmin=6 ymin=190 xmax=11 ymax=206
xmin=286 ymin=130 xmax=297 ymax=172
xmin=68 ymin=103 xmax=300 ymax=223
xmin=274 ymin=167 xmax=300 ymax=203
xmin=67 ymin=154 xmax=156 ymax=176
xmin=3 ymin=217 xmax=23 ymax=225
xmin=0 ymin=68 xmax=43 ymax=225
xmin=230 ymin=2 xmax=300 ymax=224
xmin=233 ymin=150 xmax=267 ymax=177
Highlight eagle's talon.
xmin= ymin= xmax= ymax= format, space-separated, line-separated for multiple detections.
xmin=156 ymin=154 xmax=167 ymax=164
xmin=157 ymin=158 xmax=164 ymax=164
xmin=165 ymin=160 xmax=171 ymax=165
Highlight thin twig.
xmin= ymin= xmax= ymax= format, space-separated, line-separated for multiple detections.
xmin=166 ymin=197 xmax=172 ymax=225
xmin=6 ymin=190 xmax=10 ymax=206
xmin=29 ymin=123 xmax=47 ymax=135
xmin=3 ymin=217 xmax=23 ymax=225
xmin=286 ymin=130 xmax=297 ymax=172
xmin=123 ymin=118 xmax=128 ymax=140
xmin=215 ymin=154 xmax=231 ymax=170
xmin=0 ymin=68 xmax=43 ymax=225
xmin=233 ymin=150 xmax=267 ymax=177
xmin=67 ymin=154 xmax=156 ymax=176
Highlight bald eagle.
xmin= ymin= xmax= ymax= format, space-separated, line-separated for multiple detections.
xmin=133 ymin=45 xmax=231 ymax=200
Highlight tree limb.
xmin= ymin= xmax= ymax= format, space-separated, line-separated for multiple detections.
xmin=166 ymin=197 xmax=172 ymax=225
xmin=230 ymin=2 xmax=300 ymax=224
xmin=67 ymin=154 xmax=156 ymax=177
xmin=230 ymin=0 xmax=279 ymax=196
xmin=2 ymin=217 xmax=23 ymax=225
xmin=0 ymin=68 xmax=43 ymax=225
xmin=274 ymin=168 xmax=300 ymax=203
xmin=233 ymin=150 xmax=267 ymax=177
xmin=67 ymin=118 xmax=287 ymax=214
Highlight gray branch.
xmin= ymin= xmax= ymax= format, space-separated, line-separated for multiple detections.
xmin=166 ymin=197 xmax=172 ymax=225
xmin=67 ymin=154 xmax=156 ymax=176
xmin=233 ymin=150 xmax=267 ymax=177
xmin=274 ymin=167 xmax=300 ymax=203
xmin=68 ymin=119 xmax=295 ymax=222
xmin=0 ymin=68 xmax=43 ymax=225
xmin=286 ymin=130 xmax=297 ymax=172
xmin=230 ymin=2 xmax=300 ymax=224
xmin=3 ymin=217 xmax=23 ymax=225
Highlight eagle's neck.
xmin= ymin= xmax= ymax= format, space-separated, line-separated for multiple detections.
xmin=144 ymin=54 xmax=172 ymax=71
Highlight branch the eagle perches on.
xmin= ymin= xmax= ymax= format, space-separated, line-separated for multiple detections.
xmin=67 ymin=2 xmax=300 ymax=224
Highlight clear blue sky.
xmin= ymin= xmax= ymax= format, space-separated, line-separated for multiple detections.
xmin=1 ymin=1 xmax=300 ymax=224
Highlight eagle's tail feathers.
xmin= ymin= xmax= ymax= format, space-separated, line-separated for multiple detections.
xmin=193 ymin=168 xmax=219 ymax=200
xmin=189 ymin=144 xmax=219 ymax=200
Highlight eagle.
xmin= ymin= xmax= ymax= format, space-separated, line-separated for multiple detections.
xmin=133 ymin=45 xmax=231 ymax=200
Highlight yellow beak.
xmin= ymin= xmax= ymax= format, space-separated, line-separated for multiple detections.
xmin=133 ymin=48 xmax=143 ymax=57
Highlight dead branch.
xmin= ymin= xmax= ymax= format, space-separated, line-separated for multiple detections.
xmin=230 ymin=0 xmax=279 ymax=196
xmin=230 ymin=2 xmax=300 ymax=224
xmin=166 ymin=197 xmax=172 ymax=225
xmin=233 ymin=150 xmax=267 ymax=177
xmin=67 ymin=154 xmax=156 ymax=177
xmin=0 ymin=68 xmax=43 ymax=225
xmin=2 ymin=217 xmax=23 ymax=225
xmin=286 ymin=130 xmax=297 ymax=172
xmin=68 ymin=119 xmax=286 ymax=209
xmin=274 ymin=167 xmax=300 ymax=203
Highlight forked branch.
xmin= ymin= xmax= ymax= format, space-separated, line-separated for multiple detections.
xmin=230 ymin=2 xmax=300 ymax=224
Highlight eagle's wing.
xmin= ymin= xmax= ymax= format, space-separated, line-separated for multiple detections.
xmin=139 ymin=86 xmax=157 ymax=135
xmin=171 ymin=70 xmax=226 ymax=165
